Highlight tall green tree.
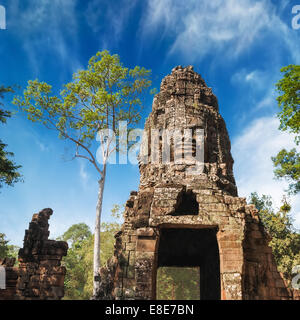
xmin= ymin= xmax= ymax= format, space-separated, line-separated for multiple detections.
xmin=272 ymin=65 xmax=300 ymax=194
xmin=59 ymin=221 xmax=121 ymax=300
xmin=0 ymin=233 xmax=19 ymax=261
xmin=0 ymin=86 xmax=22 ymax=189
xmin=59 ymin=223 xmax=92 ymax=244
xmin=272 ymin=148 xmax=300 ymax=194
xmin=250 ymin=192 xmax=300 ymax=282
xmin=58 ymin=223 xmax=93 ymax=300
xmin=13 ymin=51 xmax=152 ymax=296
xmin=0 ymin=233 xmax=9 ymax=259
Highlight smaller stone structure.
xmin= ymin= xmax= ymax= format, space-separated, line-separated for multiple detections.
xmin=0 ymin=208 xmax=68 ymax=300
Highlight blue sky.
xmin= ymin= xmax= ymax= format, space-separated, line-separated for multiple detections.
xmin=0 ymin=0 xmax=299 ymax=247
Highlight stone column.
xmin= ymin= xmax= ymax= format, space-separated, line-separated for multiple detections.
xmin=134 ymin=228 xmax=158 ymax=300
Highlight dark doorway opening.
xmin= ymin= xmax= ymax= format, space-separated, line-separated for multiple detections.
xmin=173 ymin=190 xmax=199 ymax=216
xmin=156 ymin=228 xmax=220 ymax=300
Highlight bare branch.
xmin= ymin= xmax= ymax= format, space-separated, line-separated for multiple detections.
xmin=75 ymin=153 xmax=93 ymax=162
xmin=42 ymin=105 xmax=104 ymax=177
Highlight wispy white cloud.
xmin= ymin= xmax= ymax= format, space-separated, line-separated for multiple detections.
xmin=278 ymin=0 xmax=290 ymax=13
xmin=35 ymin=139 xmax=49 ymax=152
xmin=7 ymin=0 xmax=80 ymax=76
xmin=255 ymin=91 xmax=276 ymax=110
xmin=78 ymin=159 xmax=93 ymax=191
xmin=142 ymin=0 xmax=300 ymax=63
xmin=79 ymin=161 xmax=88 ymax=182
xmin=232 ymin=116 xmax=300 ymax=229
xmin=230 ymin=67 xmax=279 ymax=118
xmin=85 ymin=0 xmax=138 ymax=48
xmin=231 ymin=69 xmax=272 ymax=91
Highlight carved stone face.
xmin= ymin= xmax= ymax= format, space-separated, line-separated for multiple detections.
xmin=138 ymin=66 xmax=237 ymax=196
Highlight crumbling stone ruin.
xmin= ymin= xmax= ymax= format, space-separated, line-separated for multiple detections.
xmin=0 ymin=208 xmax=68 ymax=300
xmin=96 ymin=66 xmax=300 ymax=300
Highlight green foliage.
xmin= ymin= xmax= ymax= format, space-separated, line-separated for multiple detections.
xmin=272 ymin=65 xmax=300 ymax=194
xmin=13 ymin=50 xmax=152 ymax=172
xmin=250 ymin=192 xmax=300 ymax=282
xmin=6 ymin=245 xmax=20 ymax=264
xmin=0 ymin=86 xmax=22 ymax=189
xmin=111 ymin=204 xmax=123 ymax=221
xmin=275 ymin=65 xmax=300 ymax=141
xmin=157 ymin=267 xmax=200 ymax=300
xmin=0 ymin=86 xmax=13 ymax=121
xmin=61 ymin=226 xmax=93 ymax=300
xmin=58 ymin=223 xmax=92 ymax=244
xmin=60 ymin=221 xmax=121 ymax=300
xmin=0 ymin=233 xmax=19 ymax=261
xmin=0 ymin=233 xmax=9 ymax=259
xmin=272 ymin=148 xmax=300 ymax=195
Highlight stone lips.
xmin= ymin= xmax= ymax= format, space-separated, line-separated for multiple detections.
xmin=96 ymin=66 xmax=300 ymax=300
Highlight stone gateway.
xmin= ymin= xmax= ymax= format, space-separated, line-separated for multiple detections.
xmin=96 ymin=66 xmax=299 ymax=300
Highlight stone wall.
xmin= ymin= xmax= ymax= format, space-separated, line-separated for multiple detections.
xmin=0 ymin=258 xmax=18 ymax=300
xmin=0 ymin=208 xmax=68 ymax=300
xmin=96 ymin=66 xmax=300 ymax=300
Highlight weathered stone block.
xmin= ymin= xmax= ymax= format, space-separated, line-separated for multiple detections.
xmin=136 ymin=239 xmax=156 ymax=252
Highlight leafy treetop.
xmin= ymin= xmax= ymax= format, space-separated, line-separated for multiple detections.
xmin=13 ymin=50 xmax=152 ymax=175
xmin=276 ymin=65 xmax=300 ymax=143
xmin=0 ymin=86 xmax=22 ymax=189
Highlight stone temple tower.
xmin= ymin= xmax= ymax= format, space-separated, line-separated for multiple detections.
xmin=97 ymin=66 xmax=298 ymax=300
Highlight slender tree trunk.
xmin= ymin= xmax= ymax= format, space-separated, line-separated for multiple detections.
xmin=172 ymin=282 xmax=175 ymax=300
xmin=93 ymin=163 xmax=106 ymax=297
